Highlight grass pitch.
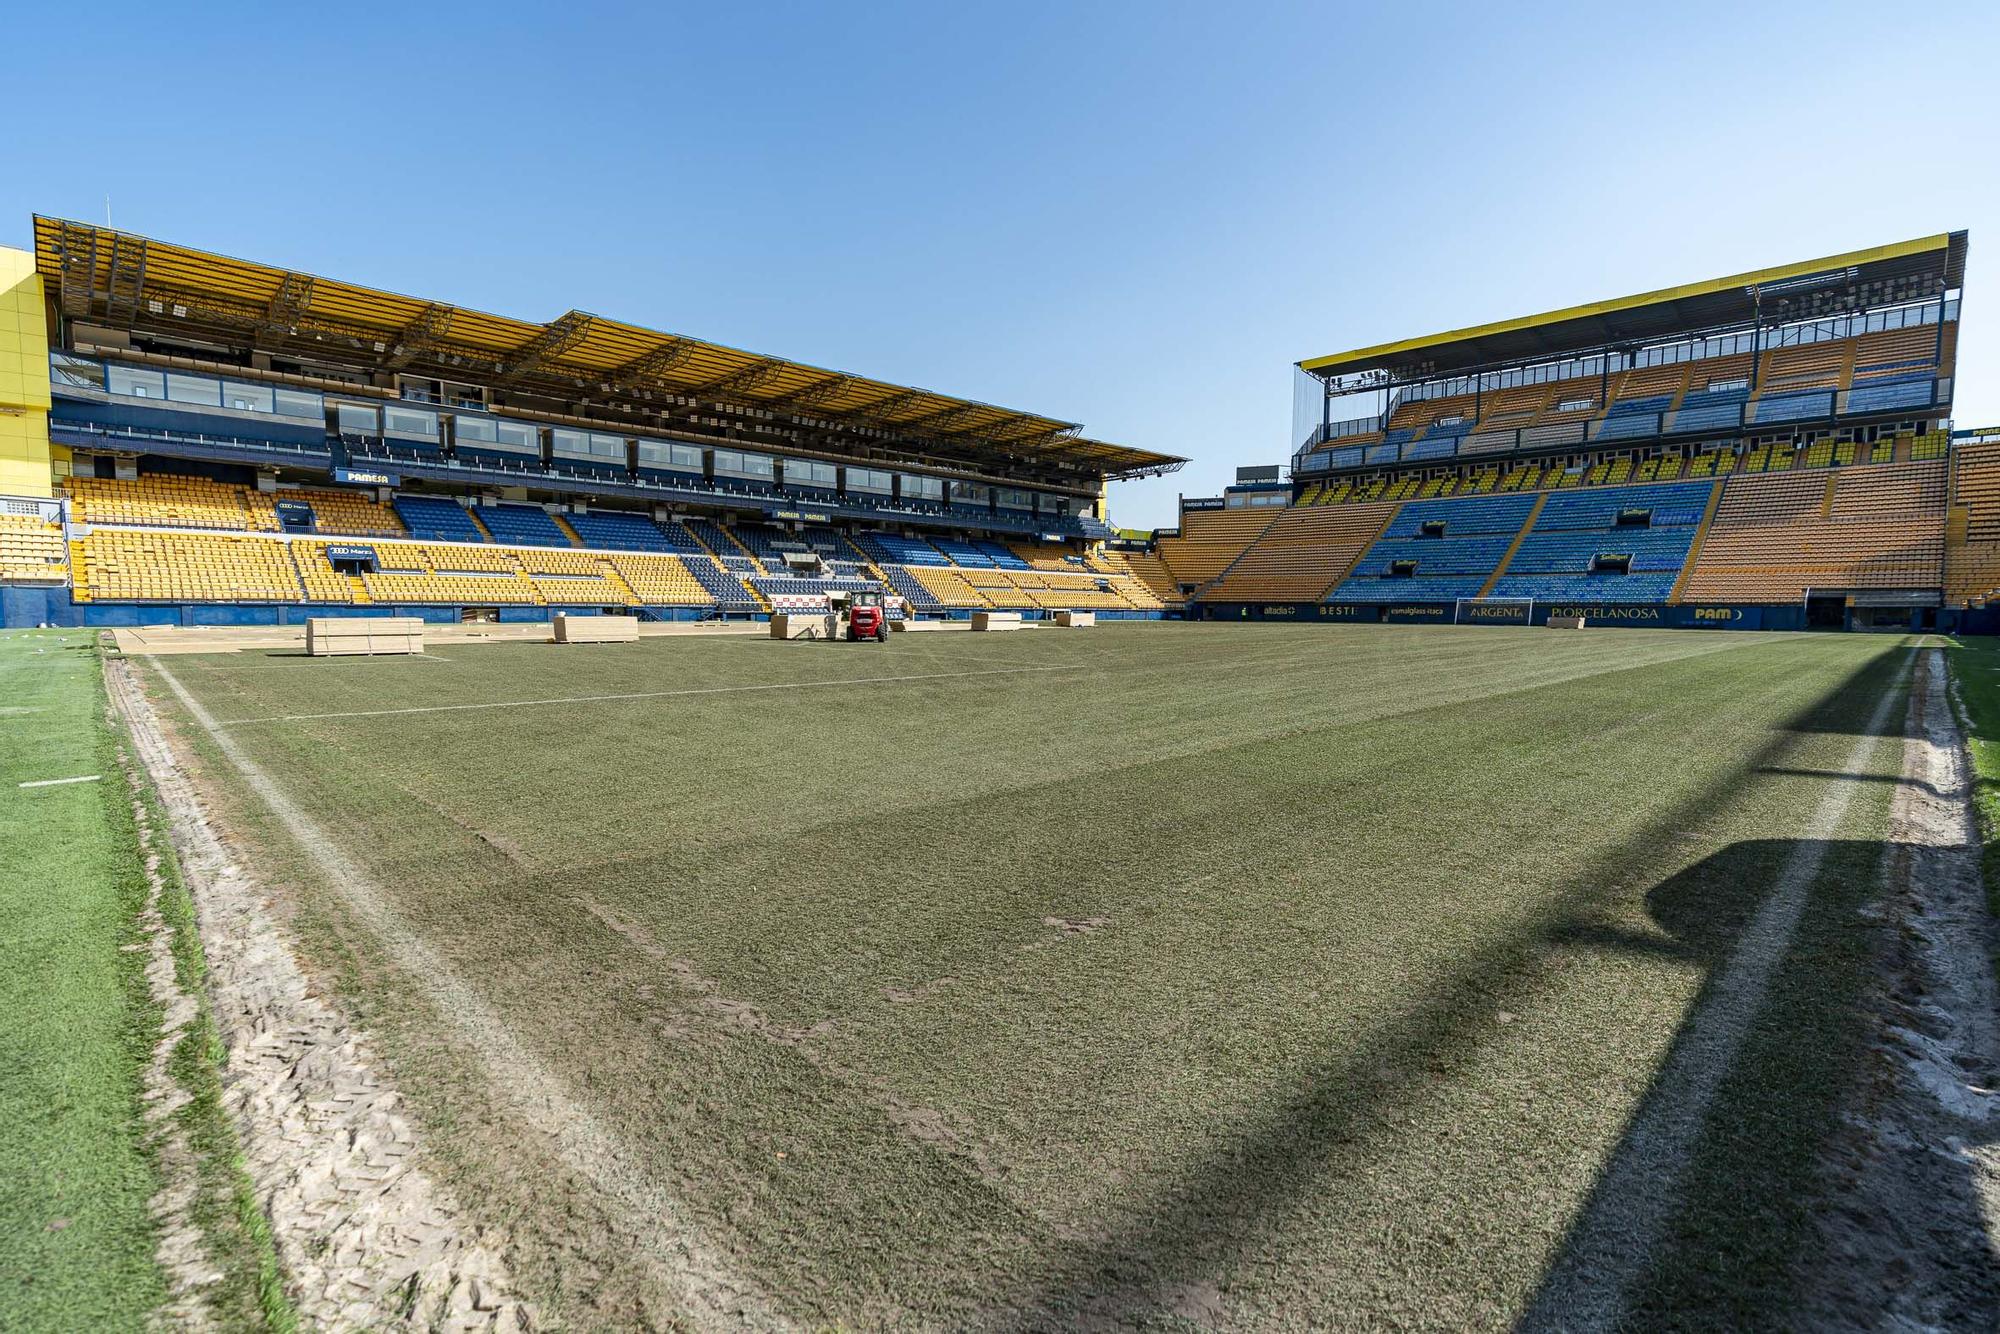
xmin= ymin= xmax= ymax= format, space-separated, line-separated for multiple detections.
xmin=139 ymin=623 xmax=1921 ymax=1328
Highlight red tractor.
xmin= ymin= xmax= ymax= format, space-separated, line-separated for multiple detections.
xmin=833 ymin=589 xmax=890 ymax=642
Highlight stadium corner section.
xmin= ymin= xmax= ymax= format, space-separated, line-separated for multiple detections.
xmin=0 ymin=628 xmax=289 ymax=1330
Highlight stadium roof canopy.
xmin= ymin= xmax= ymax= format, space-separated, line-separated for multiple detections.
xmin=1299 ymin=232 xmax=1969 ymax=383
xmin=33 ymin=217 xmax=1183 ymax=482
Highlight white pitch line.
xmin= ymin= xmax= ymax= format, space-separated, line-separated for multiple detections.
xmin=20 ymin=774 xmax=103 ymax=788
xmin=212 ymin=663 xmax=1088 ymax=726
xmin=1520 ymin=648 xmax=1915 ymax=1332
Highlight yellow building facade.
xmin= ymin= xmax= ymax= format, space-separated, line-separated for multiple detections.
xmin=0 ymin=246 xmax=53 ymax=498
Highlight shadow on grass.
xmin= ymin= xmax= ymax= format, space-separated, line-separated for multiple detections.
xmin=995 ymin=647 xmax=1915 ymax=1330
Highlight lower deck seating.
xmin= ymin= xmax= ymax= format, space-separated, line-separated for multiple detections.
xmin=71 ymin=530 xmax=304 ymax=602
xmin=1488 ymin=480 xmax=1710 ymax=602
xmin=606 ymin=553 xmax=715 ymax=606
xmin=1682 ymin=461 xmax=1944 ymax=602
xmin=1151 ymin=508 xmax=1276 ymax=587
xmin=1947 ymin=440 xmax=2000 ymax=605
xmin=906 ymin=565 xmax=989 ymax=607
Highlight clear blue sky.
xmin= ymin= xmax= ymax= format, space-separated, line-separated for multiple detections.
xmin=3 ymin=0 xmax=1994 ymax=529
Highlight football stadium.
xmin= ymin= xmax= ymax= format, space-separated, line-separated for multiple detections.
xmin=7 ymin=209 xmax=2000 ymax=1332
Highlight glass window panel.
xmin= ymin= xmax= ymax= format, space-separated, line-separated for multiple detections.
xmin=109 ymin=365 xmax=165 ymax=399
xmin=221 ymin=381 xmax=275 ymax=413
xmin=384 ymin=406 xmax=438 ymax=439
xmin=496 ymin=421 xmax=539 ymax=452
xmin=274 ymin=387 xmax=321 ymax=419
xmin=454 ymin=415 xmax=499 ymax=442
xmin=551 ymin=428 xmax=589 ymax=457
xmin=50 ymin=353 xmax=103 ymax=390
xmin=165 ymin=371 xmax=222 ymax=404
xmin=337 ymin=402 xmax=380 ymax=434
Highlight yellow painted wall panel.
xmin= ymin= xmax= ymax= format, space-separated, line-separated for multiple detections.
xmin=0 ymin=246 xmax=53 ymax=497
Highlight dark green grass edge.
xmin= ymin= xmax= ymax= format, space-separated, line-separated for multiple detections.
xmin=1570 ymin=643 xmax=1913 ymax=1329
xmin=1944 ymin=636 xmax=2000 ymax=982
xmin=96 ymin=642 xmax=296 ymax=1332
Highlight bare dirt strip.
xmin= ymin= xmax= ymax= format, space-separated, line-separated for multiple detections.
xmin=109 ymin=657 xmax=537 ymax=1331
xmin=1795 ymin=647 xmax=2000 ymax=1329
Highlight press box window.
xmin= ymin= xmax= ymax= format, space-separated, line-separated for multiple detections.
xmin=336 ymin=403 xmax=381 ymax=436
xmin=221 ymin=381 xmax=275 ymax=413
xmin=274 ymin=388 xmax=322 ymax=419
xmin=109 ymin=365 xmax=165 ymax=399
xmin=383 ymin=406 xmax=440 ymax=441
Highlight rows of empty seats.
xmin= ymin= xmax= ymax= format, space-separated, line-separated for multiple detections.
xmin=1948 ymin=438 xmax=2000 ymax=605
xmin=1151 ymin=509 xmax=1276 ymax=588
xmin=68 ymin=474 xmax=273 ymax=530
xmin=1200 ymin=503 xmax=1398 ymax=602
xmin=72 ymin=530 xmax=718 ymax=607
xmin=1306 ymin=324 xmax=1952 ymax=471
xmin=71 ymin=530 xmax=306 ymax=602
xmin=391 ymin=494 xmax=488 ymax=543
xmin=0 ymin=513 xmax=67 ymax=582
xmin=1489 ymin=481 xmax=1712 ymax=603
xmin=1682 ymin=461 xmax=1945 ymax=602
xmin=1328 ymin=494 xmax=1541 ymax=604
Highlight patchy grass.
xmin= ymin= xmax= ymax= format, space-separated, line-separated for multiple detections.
xmin=143 ymin=624 xmax=1915 ymax=1328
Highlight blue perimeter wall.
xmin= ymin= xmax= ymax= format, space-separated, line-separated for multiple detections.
xmin=1195 ymin=599 xmax=1997 ymax=634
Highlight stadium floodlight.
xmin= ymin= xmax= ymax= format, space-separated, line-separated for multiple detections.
xmin=1453 ymin=596 xmax=1535 ymax=626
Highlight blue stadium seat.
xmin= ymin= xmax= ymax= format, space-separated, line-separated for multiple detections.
xmin=477 ymin=504 xmax=571 ymax=547
xmin=566 ymin=509 xmax=680 ymax=552
xmin=392 ymin=494 xmax=486 ymax=542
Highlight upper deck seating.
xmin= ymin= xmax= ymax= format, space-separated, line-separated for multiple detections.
xmin=566 ymin=509 xmax=678 ymax=551
xmin=971 ymin=539 xmax=1030 ymax=569
xmin=931 ymin=536 xmax=996 ymax=566
xmin=68 ymin=474 xmax=263 ymax=530
xmin=478 ymin=504 xmax=572 ymax=547
xmin=854 ymin=532 xmax=949 ymax=566
xmin=262 ymin=487 xmax=406 ymax=536
xmin=391 ymin=494 xmax=487 ymax=543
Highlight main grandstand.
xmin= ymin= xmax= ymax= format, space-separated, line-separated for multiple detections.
xmin=0 ymin=219 xmax=1183 ymax=629
xmin=1119 ymin=232 xmax=1989 ymax=633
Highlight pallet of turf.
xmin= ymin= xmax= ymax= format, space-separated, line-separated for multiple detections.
xmin=305 ymin=617 xmax=424 ymax=656
xmin=970 ymin=611 xmax=1024 ymax=632
xmin=554 ymin=613 xmax=639 ymax=643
